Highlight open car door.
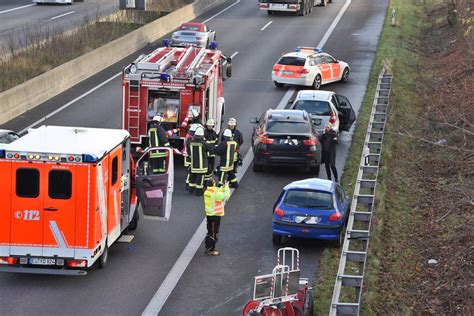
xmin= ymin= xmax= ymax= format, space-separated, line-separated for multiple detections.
xmin=135 ymin=147 xmax=174 ymax=221
xmin=335 ymin=94 xmax=356 ymax=131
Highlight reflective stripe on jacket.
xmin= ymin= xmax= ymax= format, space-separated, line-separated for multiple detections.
xmin=204 ymin=185 xmax=230 ymax=216
xmin=148 ymin=125 xmax=170 ymax=158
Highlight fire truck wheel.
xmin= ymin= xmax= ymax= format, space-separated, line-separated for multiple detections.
xmin=98 ymin=243 xmax=109 ymax=269
xmin=272 ymin=234 xmax=282 ymax=245
xmin=303 ymin=289 xmax=314 ymax=316
xmin=128 ymin=209 xmax=139 ymax=231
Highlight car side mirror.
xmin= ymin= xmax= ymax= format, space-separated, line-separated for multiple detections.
xmin=250 ymin=117 xmax=259 ymax=124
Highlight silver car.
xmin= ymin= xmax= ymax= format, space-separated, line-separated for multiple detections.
xmin=0 ymin=129 xmax=20 ymax=149
xmin=171 ymin=22 xmax=216 ymax=48
xmin=289 ymin=90 xmax=356 ymax=134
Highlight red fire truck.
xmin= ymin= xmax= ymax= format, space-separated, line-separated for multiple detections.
xmin=122 ymin=42 xmax=232 ymax=151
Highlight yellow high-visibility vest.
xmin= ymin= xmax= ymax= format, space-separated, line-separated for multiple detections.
xmin=204 ymin=185 xmax=230 ymax=216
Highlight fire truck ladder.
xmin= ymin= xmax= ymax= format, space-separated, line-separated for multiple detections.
xmin=128 ymin=79 xmax=141 ymax=142
xmin=185 ymin=47 xmax=207 ymax=77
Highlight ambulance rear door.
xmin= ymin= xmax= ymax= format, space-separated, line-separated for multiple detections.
xmin=10 ymin=163 xmax=45 ymax=256
xmin=42 ymin=163 xmax=76 ymax=258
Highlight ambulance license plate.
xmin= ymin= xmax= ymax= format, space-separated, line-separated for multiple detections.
xmin=29 ymin=258 xmax=55 ymax=265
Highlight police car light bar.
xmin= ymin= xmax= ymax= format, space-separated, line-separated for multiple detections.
xmin=295 ymin=46 xmax=322 ymax=53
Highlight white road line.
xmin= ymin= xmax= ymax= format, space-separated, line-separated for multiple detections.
xmin=19 ymin=73 xmax=121 ymax=135
xmin=230 ymin=51 xmax=239 ymax=58
xmin=17 ymin=0 xmax=242 ymax=134
xmin=50 ymin=11 xmax=75 ymax=20
xmin=0 ymin=3 xmax=35 ymax=14
xmin=202 ymin=0 xmax=240 ymax=24
xmin=260 ymin=20 xmax=273 ymax=31
xmin=142 ymin=88 xmax=295 ymax=316
xmin=142 ymin=0 xmax=352 ymax=313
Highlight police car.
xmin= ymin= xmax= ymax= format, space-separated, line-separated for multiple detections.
xmin=272 ymin=47 xmax=350 ymax=89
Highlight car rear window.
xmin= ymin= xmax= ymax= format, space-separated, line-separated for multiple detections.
xmin=180 ymin=25 xmax=202 ymax=32
xmin=277 ymin=57 xmax=306 ymax=66
xmin=293 ymin=100 xmax=332 ymax=116
xmin=266 ymin=121 xmax=309 ymax=133
xmin=283 ymin=190 xmax=333 ymax=209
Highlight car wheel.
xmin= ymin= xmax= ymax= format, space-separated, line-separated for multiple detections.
xmin=310 ymin=164 xmax=320 ymax=175
xmin=274 ymin=81 xmax=284 ymax=88
xmin=320 ymin=0 xmax=326 ymax=6
xmin=272 ymin=234 xmax=282 ymax=245
xmin=341 ymin=67 xmax=350 ymax=82
xmin=128 ymin=209 xmax=139 ymax=231
xmin=98 ymin=242 xmax=109 ymax=269
xmin=267 ymin=10 xmax=273 ymax=15
xmin=332 ymin=227 xmax=344 ymax=248
xmin=253 ymin=162 xmax=263 ymax=172
xmin=312 ymin=75 xmax=322 ymax=90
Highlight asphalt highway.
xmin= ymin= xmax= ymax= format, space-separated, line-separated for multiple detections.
xmin=0 ymin=0 xmax=388 ymax=314
xmin=0 ymin=0 xmax=117 ymax=53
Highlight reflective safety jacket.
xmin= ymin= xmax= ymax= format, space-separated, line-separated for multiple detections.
xmin=204 ymin=185 xmax=230 ymax=216
xmin=189 ymin=138 xmax=213 ymax=173
xmin=183 ymin=133 xmax=194 ymax=167
xmin=204 ymin=128 xmax=218 ymax=158
xmin=148 ymin=123 xmax=170 ymax=158
xmin=216 ymin=139 xmax=237 ymax=171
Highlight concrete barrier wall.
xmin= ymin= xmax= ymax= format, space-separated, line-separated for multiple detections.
xmin=0 ymin=0 xmax=224 ymax=125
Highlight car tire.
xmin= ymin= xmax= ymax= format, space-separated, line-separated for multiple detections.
xmin=272 ymin=234 xmax=282 ymax=245
xmin=267 ymin=10 xmax=273 ymax=15
xmin=253 ymin=162 xmax=263 ymax=172
xmin=341 ymin=67 xmax=350 ymax=82
xmin=310 ymin=164 xmax=320 ymax=175
xmin=312 ymin=75 xmax=322 ymax=90
xmin=128 ymin=209 xmax=139 ymax=231
xmin=332 ymin=227 xmax=344 ymax=248
xmin=274 ymin=81 xmax=284 ymax=89
xmin=320 ymin=0 xmax=326 ymax=6
xmin=98 ymin=242 xmax=109 ymax=269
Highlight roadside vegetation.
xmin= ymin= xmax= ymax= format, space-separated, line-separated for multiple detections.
xmin=0 ymin=0 xmax=192 ymax=93
xmin=313 ymin=0 xmax=473 ymax=314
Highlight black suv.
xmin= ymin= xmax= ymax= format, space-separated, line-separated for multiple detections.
xmin=250 ymin=110 xmax=321 ymax=173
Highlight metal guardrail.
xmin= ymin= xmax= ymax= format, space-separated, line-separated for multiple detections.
xmin=329 ymin=68 xmax=393 ymax=315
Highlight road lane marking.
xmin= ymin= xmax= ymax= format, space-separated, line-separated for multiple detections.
xmin=17 ymin=0 xmax=242 ymax=134
xmin=230 ymin=51 xmax=239 ymax=58
xmin=0 ymin=4 xmax=35 ymax=14
xmin=203 ymin=0 xmax=240 ymax=23
xmin=143 ymin=0 xmax=353 ymax=313
xmin=19 ymin=73 xmax=121 ymax=135
xmin=142 ymin=88 xmax=295 ymax=316
xmin=260 ymin=20 xmax=273 ymax=31
xmin=50 ymin=11 xmax=75 ymax=20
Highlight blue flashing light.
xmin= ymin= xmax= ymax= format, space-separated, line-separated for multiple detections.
xmin=163 ymin=38 xmax=171 ymax=47
xmin=160 ymin=73 xmax=171 ymax=82
xmin=209 ymin=41 xmax=218 ymax=50
xmin=315 ymin=47 xmax=322 ymax=53
xmin=83 ymin=154 xmax=98 ymax=163
xmin=0 ymin=150 xmax=5 ymax=159
xmin=295 ymin=46 xmax=322 ymax=53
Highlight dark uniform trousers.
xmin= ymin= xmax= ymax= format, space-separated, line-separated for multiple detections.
xmin=205 ymin=216 xmax=221 ymax=251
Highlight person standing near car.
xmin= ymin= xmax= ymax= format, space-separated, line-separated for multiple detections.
xmin=319 ymin=122 xmax=338 ymax=182
xmin=203 ymin=178 xmax=230 ymax=256
xmin=220 ymin=118 xmax=243 ymax=173
xmin=216 ymin=129 xmax=238 ymax=188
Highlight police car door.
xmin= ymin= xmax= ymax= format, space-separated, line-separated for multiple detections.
xmin=135 ymin=147 xmax=174 ymax=221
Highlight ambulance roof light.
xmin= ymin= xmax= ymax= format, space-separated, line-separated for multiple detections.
xmin=83 ymin=154 xmax=98 ymax=163
xmin=210 ymin=41 xmax=218 ymax=50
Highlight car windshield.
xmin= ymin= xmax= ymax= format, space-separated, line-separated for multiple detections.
xmin=266 ymin=121 xmax=308 ymax=133
xmin=293 ymin=100 xmax=332 ymax=116
xmin=0 ymin=133 xmax=19 ymax=144
xmin=283 ymin=190 xmax=333 ymax=209
xmin=277 ymin=57 xmax=306 ymax=66
xmin=180 ymin=25 xmax=202 ymax=32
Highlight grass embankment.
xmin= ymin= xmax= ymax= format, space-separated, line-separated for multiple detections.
xmin=0 ymin=0 xmax=193 ymax=93
xmin=313 ymin=0 xmax=473 ymax=314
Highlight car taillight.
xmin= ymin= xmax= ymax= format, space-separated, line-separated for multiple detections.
xmin=67 ymin=259 xmax=87 ymax=268
xmin=259 ymin=135 xmax=274 ymax=144
xmin=329 ymin=112 xmax=337 ymax=124
xmin=273 ymin=65 xmax=282 ymax=72
xmin=298 ymin=68 xmax=310 ymax=74
xmin=303 ymin=137 xmax=317 ymax=146
xmin=0 ymin=257 xmax=17 ymax=265
xmin=274 ymin=208 xmax=285 ymax=217
xmin=289 ymin=4 xmax=298 ymax=9
xmin=329 ymin=211 xmax=342 ymax=221
xmin=260 ymin=3 xmax=269 ymax=8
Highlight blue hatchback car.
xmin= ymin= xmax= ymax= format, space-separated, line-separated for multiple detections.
xmin=272 ymin=178 xmax=350 ymax=247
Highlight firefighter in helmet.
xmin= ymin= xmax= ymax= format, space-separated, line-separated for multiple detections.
xmin=148 ymin=115 xmax=170 ymax=174
xmin=220 ymin=117 xmax=244 ymax=173
xmin=184 ymin=123 xmax=199 ymax=191
xmin=188 ymin=126 xmax=213 ymax=196
xmin=216 ymin=129 xmax=238 ymax=188
xmin=204 ymin=118 xmax=218 ymax=181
